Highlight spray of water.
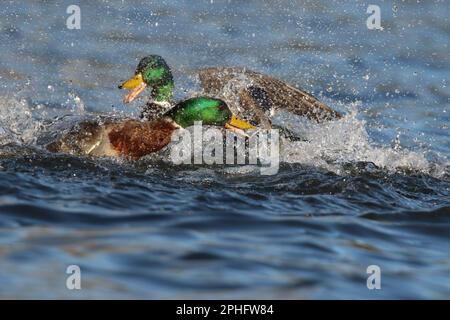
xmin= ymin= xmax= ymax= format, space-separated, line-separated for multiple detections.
xmin=0 ymin=93 xmax=448 ymax=178
xmin=278 ymin=104 xmax=443 ymax=176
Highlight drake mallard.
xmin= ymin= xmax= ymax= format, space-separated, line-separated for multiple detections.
xmin=118 ymin=55 xmax=341 ymax=129
xmin=46 ymin=97 xmax=254 ymax=159
xmin=46 ymin=54 xmax=340 ymax=159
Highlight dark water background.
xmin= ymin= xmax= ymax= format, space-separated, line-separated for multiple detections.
xmin=0 ymin=0 xmax=449 ymax=298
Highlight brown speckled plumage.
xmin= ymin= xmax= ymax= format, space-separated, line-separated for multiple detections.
xmin=46 ymin=120 xmax=109 ymax=156
xmin=198 ymin=67 xmax=341 ymax=128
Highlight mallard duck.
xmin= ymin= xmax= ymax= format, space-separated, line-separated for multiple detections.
xmin=118 ymin=55 xmax=341 ymax=129
xmin=46 ymin=97 xmax=254 ymax=159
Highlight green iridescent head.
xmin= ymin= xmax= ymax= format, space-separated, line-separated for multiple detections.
xmin=119 ymin=55 xmax=174 ymax=103
xmin=167 ymin=97 xmax=230 ymax=128
xmin=166 ymin=97 xmax=255 ymax=130
xmin=136 ymin=55 xmax=172 ymax=86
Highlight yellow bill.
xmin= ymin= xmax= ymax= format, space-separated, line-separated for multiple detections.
xmin=119 ymin=73 xmax=147 ymax=103
xmin=225 ymin=115 xmax=256 ymax=137
xmin=226 ymin=115 xmax=255 ymax=130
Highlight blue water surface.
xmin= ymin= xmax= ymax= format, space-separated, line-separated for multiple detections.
xmin=0 ymin=0 xmax=449 ymax=299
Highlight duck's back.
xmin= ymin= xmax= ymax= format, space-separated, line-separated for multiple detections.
xmin=198 ymin=67 xmax=341 ymax=128
xmin=46 ymin=117 xmax=176 ymax=159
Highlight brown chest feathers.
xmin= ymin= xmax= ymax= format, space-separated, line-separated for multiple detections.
xmin=108 ymin=120 xmax=177 ymax=159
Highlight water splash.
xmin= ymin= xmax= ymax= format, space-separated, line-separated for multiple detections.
xmin=0 ymin=95 xmax=42 ymax=145
xmin=66 ymin=92 xmax=86 ymax=115
xmin=277 ymin=103 xmax=447 ymax=176
xmin=0 ymin=94 xmax=448 ymax=178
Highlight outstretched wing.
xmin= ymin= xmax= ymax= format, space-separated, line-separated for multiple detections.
xmin=198 ymin=67 xmax=341 ymax=126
